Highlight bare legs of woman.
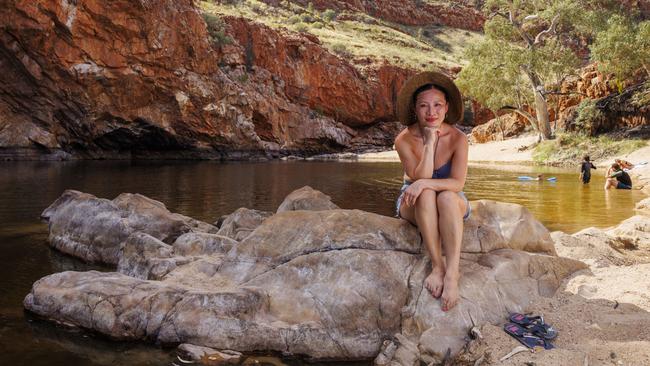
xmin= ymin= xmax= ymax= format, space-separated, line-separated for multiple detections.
xmin=604 ymin=178 xmax=617 ymax=189
xmin=400 ymin=190 xmax=466 ymax=311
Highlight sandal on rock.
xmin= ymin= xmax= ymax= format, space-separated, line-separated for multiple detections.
xmin=503 ymin=323 xmax=554 ymax=350
xmin=509 ymin=313 xmax=558 ymax=340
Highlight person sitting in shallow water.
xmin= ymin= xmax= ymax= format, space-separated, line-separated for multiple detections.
xmin=394 ymin=71 xmax=471 ymax=312
xmin=605 ymin=163 xmax=633 ymax=190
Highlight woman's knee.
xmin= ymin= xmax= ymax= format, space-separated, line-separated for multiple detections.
xmin=415 ymin=189 xmax=437 ymax=208
xmin=436 ymin=190 xmax=459 ymax=210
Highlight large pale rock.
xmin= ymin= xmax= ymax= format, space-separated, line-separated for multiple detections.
xmin=397 ymin=249 xmax=586 ymax=363
xmin=173 ymin=232 xmax=238 ymax=256
xmin=41 ymin=190 xmax=217 ymax=265
xmin=553 ymin=215 xmax=650 ymax=266
xmin=462 ymin=200 xmax=557 ymax=255
xmin=216 ymin=208 xmax=273 ymax=241
xmin=27 ymin=190 xmax=585 ymax=361
xmin=552 ymin=229 xmax=632 ymax=267
xmin=118 ymin=232 xmax=237 ymax=281
xmin=276 ymin=186 xmax=340 ymax=212
xmin=607 ymin=215 xmax=650 ymax=251
xmin=214 ymin=209 xmax=420 ymax=284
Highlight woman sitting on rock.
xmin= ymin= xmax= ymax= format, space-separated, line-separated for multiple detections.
xmin=394 ymin=71 xmax=471 ymax=312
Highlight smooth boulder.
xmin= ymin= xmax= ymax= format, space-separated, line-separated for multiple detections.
xmin=41 ymin=190 xmax=218 ymax=264
xmin=27 ymin=188 xmax=585 ymax=362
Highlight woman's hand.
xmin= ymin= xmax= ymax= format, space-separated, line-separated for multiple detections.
xmin=421 ymin=126 xmax=439 ymax=145
xmin=402 ymin=180 xmax=427 ymax=207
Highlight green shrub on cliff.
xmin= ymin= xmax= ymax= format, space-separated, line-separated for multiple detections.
xmin=203 ymin=13 xmax=232 ymax=47
xmin=331 ymin=43 xmax=351 ymax=57
xmin=573 ymin=99 xmax=602 ymax=135
xmin=295 ymin=23 xmax=309 ymax=33
xmin=300 ymin=13 xmax=316 ymax=23
xmin=322 ymin=9 xmax=336 ymax=22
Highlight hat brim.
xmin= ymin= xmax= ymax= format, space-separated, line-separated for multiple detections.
xmin=396 ymin=71 xmax=463 ymax=126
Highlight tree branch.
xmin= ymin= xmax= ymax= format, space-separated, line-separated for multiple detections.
xmin=534 ymin=14 xmax=560 ymax=45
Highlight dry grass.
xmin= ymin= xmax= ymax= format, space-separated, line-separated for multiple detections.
xmin=199 ymin=0 xmax=483 ymax=70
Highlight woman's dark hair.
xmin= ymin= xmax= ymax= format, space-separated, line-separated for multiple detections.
xmin=412 ymin=83 xmax=449 ymax=104
xmin=583 ymin=155 xmax=590 ymax=161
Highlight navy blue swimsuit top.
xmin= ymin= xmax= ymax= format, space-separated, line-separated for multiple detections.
xmin=432 ymin=160 xmax=452 ymax=179
xmin=404 ymin=160 xmax=452 ymax=184
xmin=403 ymin=135 xmax=453 ymax=184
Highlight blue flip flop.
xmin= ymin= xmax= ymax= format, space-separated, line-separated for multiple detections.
xmin=509 ymin=313 xmax=558 ymax=340
xmin=503 ymin=323 xmax=554 ymax=350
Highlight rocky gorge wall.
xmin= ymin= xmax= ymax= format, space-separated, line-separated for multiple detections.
xmin=0 ymin=0 xmax=413 ymax=160
xmin=2 ymin=0 xmax=647 ymax=160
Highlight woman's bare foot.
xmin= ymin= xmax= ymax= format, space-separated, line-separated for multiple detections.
xmin=441 ymin=274 xmax=460 ymax=311
xmin=424 ymin=267 xmax=445 ymax=298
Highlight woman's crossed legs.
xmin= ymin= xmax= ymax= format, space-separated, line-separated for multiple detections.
xmin=399 ymin=190 xmax=466 ymax=312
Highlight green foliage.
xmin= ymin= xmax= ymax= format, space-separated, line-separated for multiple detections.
xmin=458 ymin=0 xmax=617 ymax=138
xmin=288 ymin=15 xmax=301 ymax=24
xmin=591 ymin=16 xmax=650 ymax=82
xmin=250 ymin=2 xmax=263 ymax=14
xmin=631 ymin=81 xmax=650 ymax=107
xmin=312 ymin=21 xmax=324 ymax=29
xmin=322 ymin=9 xmax=336 ymax=22
xmin=573 ymin=99 xmax=602 ymax=135
xmin=307 ymin=2 xmax=315 ymax=13
xmin=456 ymin=39 xmax=529 ymax=112
xmin=295 ymin=23 xmax=309 ymax=32
xmin=331 ymin=43 xmax=351 ymax=57
xmin=300 ymin=13 xmax=316 ymax=23
xmin=202 ymin=13 xmax=232 ymax=47
xmin=533 ymin=133 xmax=646 ymax=164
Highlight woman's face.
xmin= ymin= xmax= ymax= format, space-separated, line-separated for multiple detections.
xmin=415 ymin=88 xmax=448 ymax=129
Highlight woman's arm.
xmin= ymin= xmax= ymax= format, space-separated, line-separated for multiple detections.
xmin=417 ymin=133 xmax=468 ymax=192
xmin=401 ymin=132 xmax=468 ymax=208
xmin=395 ymin=130 xmax=437 ymax=180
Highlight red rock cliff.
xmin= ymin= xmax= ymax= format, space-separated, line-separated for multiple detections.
xmin=0 ymin=0 xmax=412 ymax=159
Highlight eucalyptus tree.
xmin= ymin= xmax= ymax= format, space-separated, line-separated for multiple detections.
xmin=457 ymin=0 xmax=617 ymax=140
xmin=591 ymin=16 xmax=650 ymax=85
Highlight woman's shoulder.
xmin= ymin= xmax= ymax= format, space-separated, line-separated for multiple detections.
xmin=449 ymin=125 xmax=469 ymax=145
xmin=395 ymin=128 xmax=415 ymax=147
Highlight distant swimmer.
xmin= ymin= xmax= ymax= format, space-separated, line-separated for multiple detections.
xmin=517 ymin=174 xmax=556 ymax=182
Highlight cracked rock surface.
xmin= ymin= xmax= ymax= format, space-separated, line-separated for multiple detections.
xmin=26 ymin=187 xmax=585 ymax=361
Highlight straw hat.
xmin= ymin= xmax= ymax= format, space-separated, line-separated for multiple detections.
xmin=396 ymin=71 xmax=463 ymax=126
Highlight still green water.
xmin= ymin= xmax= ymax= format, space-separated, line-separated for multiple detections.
xmin=0 ymin=161 xmax=644 ymax=365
